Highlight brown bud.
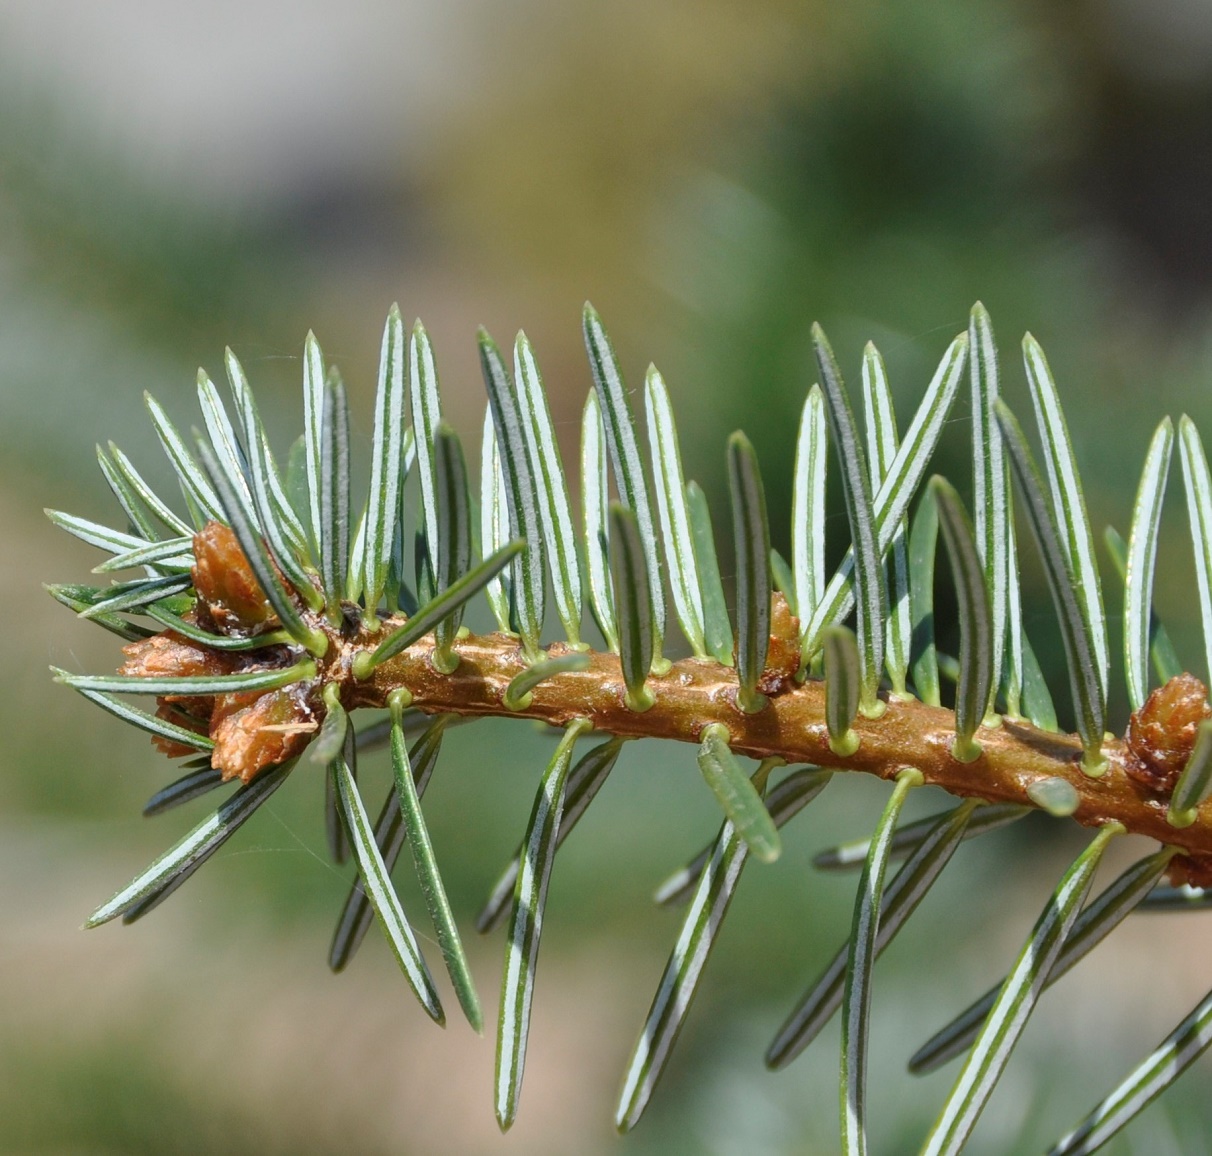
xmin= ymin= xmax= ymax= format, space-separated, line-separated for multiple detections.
xmin=758 ymin=592 xmax=802 ymax=694
xmin=120 ymin=630 xmax=236 ymax=683
xmin=192 ymin=521 xmax=275 ymax=632
xmin=121 ymin=630 xmax=240 ymax=728
xmin=151 ymin=701 xmax=211 ymax=758
xmin=209 ymin=684 xmax=317 ymax=782
xmin=1124 ymin=673 xmax=1212 ymax=794
xmin=1166 ymin=852 xmax=1212 ymax=890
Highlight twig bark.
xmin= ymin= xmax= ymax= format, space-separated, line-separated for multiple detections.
xmin=342 ymin=626 xmax=1212 ymax=859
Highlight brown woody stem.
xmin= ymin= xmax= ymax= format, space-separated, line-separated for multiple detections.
xmin=341 ymin=625 xmax=1212 ymax=858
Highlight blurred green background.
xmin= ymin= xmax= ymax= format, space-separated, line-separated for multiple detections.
xmin=6 ymin=1 xmax=1212 ymax=1152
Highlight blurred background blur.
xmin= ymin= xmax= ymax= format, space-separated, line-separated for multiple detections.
xmin=6 ymin=1 xmax=1212 ymax=1152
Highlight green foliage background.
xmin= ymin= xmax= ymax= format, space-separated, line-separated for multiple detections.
xmin=5 ymin=2 xmax=1212 ymax=1151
